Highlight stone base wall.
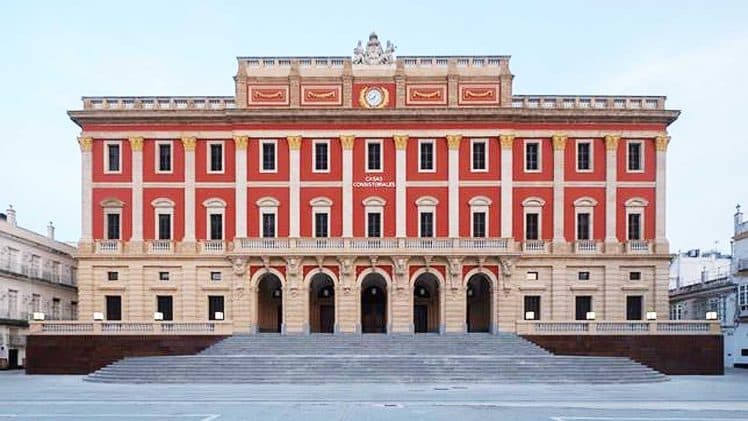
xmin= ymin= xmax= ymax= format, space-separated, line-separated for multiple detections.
xmin=25 ymin=335 xmax=227 ymax=375
xmin=523 ymin=334 xmax=724 ymax=375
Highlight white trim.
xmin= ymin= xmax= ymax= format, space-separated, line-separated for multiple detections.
xmin=624 ymin=197 xmax=649 ymax=207
xmin=154 ymin=140 xmax=173 ymax=174
xmin=418 ymin=139 xmax=436 ymax=173
xmin=523 ymin=139 xmax=541 ymax=173
xmin=575 ymin=139 xmax=593 ymax=173
xmin=312 ymin=209 xmax=330 ymax=238
xmin=312 ymin=139 xmax=331 ymax=173
xmin=103 ymin=140 xmax=122 ymax=174
xmin=202 ymin=198 xmax=227 ymax=208
xmin=626 ymin=139 xmax=645 ymax=173
xmin=260 ymin=209 xmax=278 ymax=238
xmin=470 ymin=138 xmax=489 ymax=172
xmin=309 ymin=196 xmax=333 ymax=208
xmin=259 ymin=139 xmax=278 ymax=173
xmin=256 ymin=196 xmax=280 ymax=238
xmin=365 ymin=139 xmax=383 ymax=173
xmin=206 ymin=140 xmax=225 ymax=174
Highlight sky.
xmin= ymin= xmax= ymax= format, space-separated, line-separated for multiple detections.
xmin=0 ymin=0 xmax=746 ymax=253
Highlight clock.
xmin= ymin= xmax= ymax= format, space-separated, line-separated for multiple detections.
xmin=359 ymin=86 xmax=389 ymax=109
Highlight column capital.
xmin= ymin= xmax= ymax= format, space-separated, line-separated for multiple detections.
xmin=287 ymin=135 xmax=302 ymax=150
xmin=604 ymin=135 xmax=620 ymax=151
xmin=393 ymin=134 xmax=409 ymax=150
xmin=446 ymin=134 xmax=462 ymax=150
xmin=551 ymin=134 xmax=567 ymax=151
xmin=655 ymin=135 xmax=670 ymax=151
xmin=181 ymin=136 xmax=197 ymax=152
xmin=78 ymin=136 xmax=93 ymax=152
xmin=499 ymin=134 xmax=515 ymax=149
xmin=340 ymin=135 xmax=355 ymax=150
xmin=233 ymin=135 xmax=248 ymax=150
xmin=128 ymin=136 xmax=144 ymax=152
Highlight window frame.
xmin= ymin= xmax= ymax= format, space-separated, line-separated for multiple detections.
xmin=575 ymin=139 xmax=593 ymax=173
xmin=259 ymin=139 xmax=277 ymax=173
xmin=523 ymin=139 xmax=541 ymax=173
xmin=313 ymin=210 xmax=330 ymax=238
xmin=470 ymin=138 xmax=489 ymax=172
xmin=418 ymin=139 xmax=436 ymax=173
xmin=524 ymin=295 xmax=541 ymax=320
xmin=152 ymin=198 xmax=176 ymax=241
xmin=366 ymin=211 xmax=382 ymax=238
xmin=415 ymin=196 xmax=438 ymax=237
xmin=103 ymin=140 xmax=122 ymax=174
xmin=365 ymin=139 xmax=383 ymax=173
xmin=256 ymin=197 xmax=280 ymax=238
xmin=104 ymin=209 xmax=122 ymax=240
xmin=203 ymin=198 xmax=226 ymax=241
xmin=312 ymin=139 xmax=331 ymax=173
xmin=627 ymin=212 xmax=643 ymax=241
xmin=626 ymin=139 xmax=645 ymax=173
xmin=206 ymin=141 xmax=225 ymax=174
xmin=155 ymin=140 xmax=173 ymax=174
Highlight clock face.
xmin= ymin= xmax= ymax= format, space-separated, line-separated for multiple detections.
xmin=360 ymin=86 xmax=388 ymax=108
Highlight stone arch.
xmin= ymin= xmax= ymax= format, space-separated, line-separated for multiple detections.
xmin=410 ymin=269 xmax=443 ymax=334
xmin=357 ymin=269 xmax=391 ymax=334
xmin=304 ymin=268 xmax=338 ymax=334
xmin=251 ymin=269 xmax=285 ymax=333
xmin=465 ymin=269 xmax=496 ymax=333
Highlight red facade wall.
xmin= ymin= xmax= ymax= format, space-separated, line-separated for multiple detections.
xmin=195 ymin=139 xmax=235 ymax=182
xmin=564 ymin=187 xmax=606 ymax=240
xmin=513 ymin=138 xmax=553 ymax=181
xmin=195 ymin=188 xmax=235 ymax=240
xmin=92 ymin=139 xmax=132 ymax=182
xmin=143 ymin=188 xmax=185 ymax=240
xmin=247 ymin=187 xmax=290 ymax=237
xmin=564 ymin=138 xmax=606 ymax=181
xmin=617 ymin=188 xmax=656 ymax=240
xmin=458 ymin=187 xmax=501 ymax=237
xmin=300 ymin=137 xmax=342 ymax=181
xmin=459 ymin=137 xmax=501 ymax=180
xmin=617 ymin=138 xmax=656 ymax=182
xmin=299 ymin=187 xmax=343 ymax=237
xmin=142 ymin=139 xmax=185 ymax=182
xmin=247 ymin=138 xmax=290 ymax=181
xmin=406 ymin=187 xmax=449 ymax=237
xmin=513 ymin=187 xmax=553 ymax=240
xmin=406 ymin=138 xmax=449 ymax=181
xmin=92 ymin=188 xmax=132 ymax=240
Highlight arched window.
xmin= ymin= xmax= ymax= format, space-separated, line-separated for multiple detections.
xmin=310 ymin=197 xmax=333 ymax=238
xmin=625 ymin=198 xmax=649 ymax=241
xmin=522 ymin=197 xmax=545 ymax=241
xmin=203 ymin=198 xmax=227 ymax=240
xmin=100 ymin=198 xmax=125 ymax=240
xmin=468 ymin=196 xmax=492 ymax=238
xmin=363 ymin=196 xmax=386 ymax=238
xmin=256 ymin=197 xmax=280 ymax=238
xmin=573 ymin=197 xmax=598 ymax=241
xmin=151 ymin=198 xmax=175 ymax=241
xmin=415 ymin=196 xmax=439 ymax=238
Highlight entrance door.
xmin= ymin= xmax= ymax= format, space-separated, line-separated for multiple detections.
xmin=361 ymin=285 xmax=386 ymax=333
xmin=626 ymin=296 xmax=643 ymax=320
xmin=575 ymin=296 xmax=592 ymax=320
xmin=319 ymin=305 xmax=334 ymax=333
xmin=414 ymin=305 xmax=428 ymax=333
xmin=8 ymin=349 xmax=19 ymax=369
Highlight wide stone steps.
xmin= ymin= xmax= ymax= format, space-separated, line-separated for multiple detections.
xmin=84 ymin=333 xmax=667 ymax=384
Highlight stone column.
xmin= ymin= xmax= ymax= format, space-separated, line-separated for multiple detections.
xmin=654 ymin=135 xmax=670 ymax=253
xmin=129 ymin=137 xmax=144 ymax=243
xmin=182 ymin=137 xmax=197 ymax=243
xmin=499 ymin=134 xmax=514 ymax=239
xmin=394 ymin=135 xmax=408 ymax=238
xmin=447 ymin=135 xmax=462 ymax=238
xmin=288 ymin=136 xmax=302 ymax=238
xmin=604 ymin=135 xmax=620 ymax=253
xmin=78 ymin=137 xmax=93 ymax=243
xmin=341 ymin=135 xmax=355 ymax=237
xmin=234 ymin=136 xmax=248 ymax=238
xmin=552 ymin=135 xmax=567 ymax=252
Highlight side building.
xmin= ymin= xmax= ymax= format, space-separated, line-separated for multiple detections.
xmin=0 ymin=206 xmax=78 ymax=369
xmin=730 ymin=205 xmax=748 ymax=367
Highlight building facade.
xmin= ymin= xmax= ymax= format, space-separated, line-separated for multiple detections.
xmin=669 ymin=249 xmax=732 ymax=290
xmin=69 ymin=34 xmax=678 ymax=335
xmin=0 ymin=207 xmax=77 ymax=368
xmin=728 ymin=205 xmax=748 ymax=366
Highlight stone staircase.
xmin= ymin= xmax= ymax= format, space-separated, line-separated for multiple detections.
xmin=84 ymin=333 xmax=667 ymax=384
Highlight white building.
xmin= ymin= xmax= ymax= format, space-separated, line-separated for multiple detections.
xmin=669 ymin=249 xmax=732 ymax=290
xmin=729 ymin=205 xmax=748 ymax=367
xmin=0 ymin=206 xmax=77 ymax=369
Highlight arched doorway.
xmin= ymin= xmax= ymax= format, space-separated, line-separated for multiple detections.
xmin=309 ymin=272 xmax=335 ymax=333
xmin=413 ymin=273 xmax=440 ymax=333
xmin=466 ymin=274 xmax=492 ymax=333
xmin=257 ymin=273 xmax=283 ymax=333
xmin=360 ymin=273 xmax=387 ymax=333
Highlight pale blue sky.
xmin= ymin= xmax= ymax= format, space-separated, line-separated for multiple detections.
xmin=0 ymin=1 xmax=746 ymax=253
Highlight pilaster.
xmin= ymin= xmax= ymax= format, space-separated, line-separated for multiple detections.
xmin=341 ymin=135 xmax=355 ymax=237
xmin=604 ymin=135 xmax=620 ymax=252
xmin=234 ymin=136 xmax=248 ymax=238
xmin=499 ymin=134 xmax=514 ymax=239
xmin=182 ymin=137 xmax=197 ymax=242
xmin=288 ymin=136 xmax=302 ymax=238
xmin=447 ymin=134 xmax=462 ymax=238
xmin=394 ymin=135 xmax=408 ymax=238
xmin=654 ymin=135 xmax=670 ymax=253
xmin=552 ymin=135 xmax=567 ymax=251
xmin=129 ymin=137 xmax=144 ymax=242
xmin=78 ymin=136 xmax=93 ymax=242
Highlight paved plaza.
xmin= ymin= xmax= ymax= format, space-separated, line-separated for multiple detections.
xmin=1 ymin=370 xmax=747 ymax=420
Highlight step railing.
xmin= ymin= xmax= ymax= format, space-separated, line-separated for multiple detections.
xmin=515 ymin=320 xmax=721 ymax=335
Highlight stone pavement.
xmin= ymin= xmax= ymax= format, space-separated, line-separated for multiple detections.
xmin=1 ymin=369 xmax=748 ymax=420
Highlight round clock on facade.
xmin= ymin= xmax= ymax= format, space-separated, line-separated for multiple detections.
xmin=359 ymin=86 xmax=389 ymax=108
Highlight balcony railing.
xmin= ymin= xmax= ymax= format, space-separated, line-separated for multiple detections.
xmin=233 ymin=237 xmax=514 ymax=253
xmin=511 ymin=95 xmax=664 ymax=111
xmin=147 ymin=240 xmax=173 ymax=254
xmin=350 ymin=238 xmax=399 ymax=249
xmin=626 ymin=240 xmax=652 ymax=254
xmin=296 ymin=238 xmax=345 ymax=249
xmin=82 ymin=96 xmax=236 ymax=111
xmin=522 ymin=240 xmax=548 ymax=253
xmin=574 ymin=240 xmax=602 ymax=254
xmin=200 ymin=240 xmax=226 ymax=254
xmin=237 ymin=238 xmax=290 ymax=250
xmin=96 ymin=240 xmax=122 ymax=254
xmin=515 ymin=320 xmax=721 ymax=335
xmin=28 ymin=321 xmax=233 ymax=335
xmin=0 ymin=259 xmax=76 ymax=286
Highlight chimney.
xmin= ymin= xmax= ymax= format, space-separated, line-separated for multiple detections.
xmin=735 ymin=204 xmax=744 ymax=231
xmin=5 ymin=205 xmax=16 ymax=226
xmin=47 ymin=221 xmax=55 ymax=240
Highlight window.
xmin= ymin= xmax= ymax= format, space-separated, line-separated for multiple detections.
xmin=627 ymin=213 xmax=642 ymax=240
xmin=738 ymin=285 xmax=748 ymax=307
xmin=203 ymin=198 xmax=227 ymax=241
xmin=629 ymin=271 xmax=642 ymax=281
xmin=106 ymin=295 xmax=122 ymax=321
xmin=70 ymin=301 xmax=78 ymax=320
xmin=524 ymin=296 xmax=540 ymax=320
xmin=313 ymin=140 xmax=329 ymax=172
xmin=105 ymin=142 xmax=121 ymax=173
xmin=31 ymin=294 xmax=41 ymax=312
xmin=208 ymin=295 xmax=224 ymax=320
xmin=469 ymin=196 xmax=491 ymax=238
xmin=262 ymin=212 xmax=276 ymax=238
xmin=525 ymin=141 xmax=540 ymax=171
xmin=159 ymin=271 xmax=169 ymax=281
xmin=626 ymin=296 xmax=643 ymax=320
xmin=209 ymin=213 xmax=223 ymax=240
xmin=261 ymin=140 xmax=276 ymax=172
xmin=52 ymin=298 xmax=60 ymax=320
xmin=627 ymin=141 xmax=643 ymax=171
xmin=157 ymin=142 xmax=172 ymax=173
xmin=8 ymin=290 xmax=17 ymax=319
xmin=419 ymin=212 xmax=434 ymax=238
xmin=107 ymin=271 xmax=119 ymax=281
xmin=210 ymin=271 xmax=222 ymax=282
xmin=526 ymin=271 xmax=539 ymax=281
xmin=106 ymin=212 xmax=120 ymax=240
xmin=419 ymin=140 xmax=435 ymax=172
xmin=578 ymin=271 xmax=590 ymax=281
xmin=208 ymin=142 xmax=224 ymax=173
xmin=157 ymin=213 xmax=171 ymax=240
xmin=366 ymin=140 xmax=382 ymax=172
xmin=472 ymin=211 xmax=486 ymax=238
xmin=415 ymin=196 xmax=438 ymax=237
xmin=367 ymin=212 xmax=382 ymax=238
xmin=314 ymin=212 xmax=329 ymax=238
xmin=256 ymin=197 xmax=280 ymax=238
xmin=576 ymin=212 xmax=591 ymax=240
xmin=576 ymin=141 xmax=591 ymax=171
xmin=525 ymin=213 xmax=539 ymax=240
xmin=471 ymin=139 xmax=487 ymax=171
xmin=575 ymin=296 xmax=592 ymax=320
xmin=157 ymin=296 xmax=174 ymax=321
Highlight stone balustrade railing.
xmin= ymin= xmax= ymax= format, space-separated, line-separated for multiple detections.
xmin=82 ymin=96 xmax=236 ymax=111
xmin=28 ymin=321 xmax=233 ymax=335
xmin=515 ymin=320 xmax=721 ymax=335
xmin=233 ymin=237 xmax=514 ymax=253
xmin=511 ymin=95 xmax=665 ymax=111
xmin=574 ymin=240 xmax=602 ymax=253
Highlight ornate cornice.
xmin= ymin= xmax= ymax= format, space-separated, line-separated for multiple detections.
xmin=181 ymin=136 xmax=197 ymax=152
xmin=499 ymin=134 xmax=515 ymax=149
xmin=446 ymin=134 xmax=462 ymax=150
xmin=233 ymin=135 xmax=248 ymax=150
xmin=655 ymin=135 xmax=670 ymax=151
xmin=340 ymin=135 xmax=355 ymax=150
xmin=78 ymin=136 xmax=93 ymax=152
xmin=128 ymin=136 xmax=144 ymax=151
xmin=287 ymin=135 xmax=302 ymax=150
xmin=393 ymin=135 xmax=409 ymax=150
xmin=552 ymin=134 xmax=567 ymax=151
xmin=605 ymin=135 xmax=620 ymax=151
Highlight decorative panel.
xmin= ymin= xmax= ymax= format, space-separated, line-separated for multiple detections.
xmin=406 ymin=84 xmax=447 ymax=106
xmin=458 ymin=83 xmax=500 ymax=106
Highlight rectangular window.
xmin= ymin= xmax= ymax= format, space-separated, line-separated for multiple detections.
xmin=628 ymin=141 xmax=642 ymax=171
xmin=106 ymin=143 xmax=121 ymax=172
xmin=626 ymin=296 xmax=643 ymax=320
xmin=367 ymin=212 xmax=382 ymax=238
xmin=209 ymin=143 xmax=223 ymax=173
xmin=52 ymin=298 xmax=60 ymax=320
xmin=472 ymin=211 xmax=486 ymax=238
xmin=157 ymin=143 xmax=172 ymax=172
xmin=159 ymin=271 xmax=169 ymax=281
xmin=209 ymin=213 xmax=223 ymax=240
xmin=208 ymin=295 xmax=224 ymax=320
xmin=525 ymin=213 xmax=539 ymax=240
xmin=629 ymin=271 xmax=642 ymax=281
xmin=313 ymin=141 xmax=329 ymax=172
xmin=157 ymin=295 xmax=174 ymax=321
xmin=261 ymin=213 xmax=276 ymax=238
xmin=261 ymin=141 xmax=276 ymax=172
xmin=419 ymin=140 xmax=434 ymax=171
xmin=31 ymin=294 xmax=41 ymax=312
xmin=210 ymin=271 xmax=222 ymax=282
xmin=739 ymin=285 xmax=748 ymax=307
xmin=576 ymin=141 xmax=591 ymax=171
xmin=70 ymin=301 xmax=78 ymax=320
xmin=107 ymin=271 xmax=119 ymax=281
xmin=314 ymin=212 xmax=329 ymax=238
xmin=366 ymin=141 xmax=382 ymax=171
xmin=471 ymin=140 xmax=487 ymax=171
xmin=419 ymin=212 xmax=434 ymax=238
xmin=524 ymin=296 xmax=541 ymax=320
xmin=576 ymin=212 xmax=591 ymax=240
xmin=578 ymin=271 xmax=590 ymax=281
xmin=627 ymin=213 xmax=642 ymax=240
xmin=526 ymin=271 xmax=539 ymax=281
xmin=106 ymin=213 xmax=120 ymax=240
xmin=8 ymin=290 xmax=17 ymax=319
xmin=525 ymin=142 xmax=539 ymax=171
xmin=575 ymin=296 xmax=592 ymax=321
xmin=106 ymin=295 xmax=122 ymax=321
xmin=157 ymin=213 xmax=171 ymax=240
